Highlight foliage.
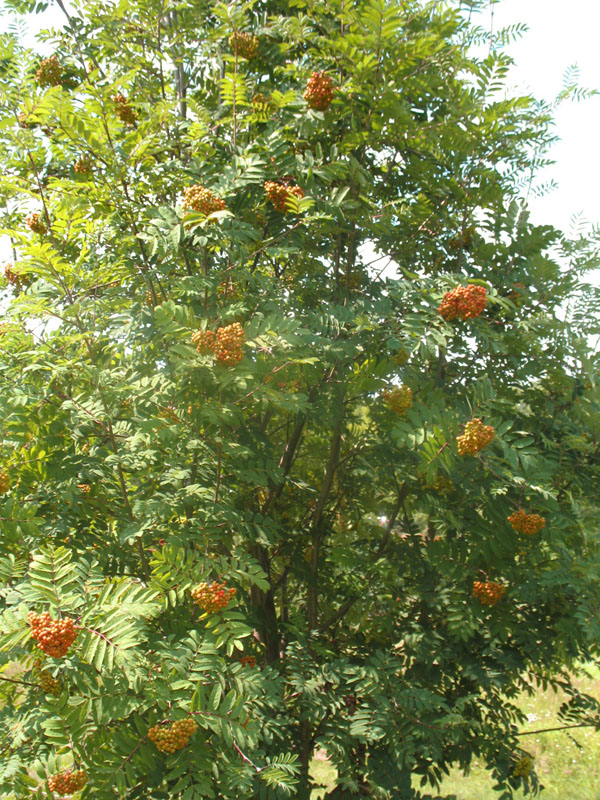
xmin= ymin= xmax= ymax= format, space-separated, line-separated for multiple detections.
xmin=1 ymin=0 xmax=600 ymax=797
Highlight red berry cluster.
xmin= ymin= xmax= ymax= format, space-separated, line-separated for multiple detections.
xmin=148 ymin=718 xmax=198 ymax=753
xmin=507 ymin=509 xmax=546 ymax=535
xmin=182 ymin=185 xmax=226 ymax=216
xmin=191 ymin=581 xmax=236 ymax=613
xmin=382 ymin=385 xmax=412 ymax=415
xmin=239 ymin=655 xmax=256 ymax=668
xmin=74 ymin=155 xmax=92 ymax=174
xmin=456 ymin=418 xmax=495 ymax=456
xmin=191 ymin=328 xmax=217 ymax=355
xmin=472 ymin=580 xmax=505 ymax=606
xmin=303 ymin=71 xmax=334 ymax=110
xmin=26 ymin=213 xmax=47 ymax=235
xmin=28 ymin=612 xmax=78 ymax=658
xmin=264 ymin=180 xmax=304 ymax=212
xmin=36 ymin=56 xmax=62 ymax=87
xmin=39 ymin=669 xmax=61 ymax=696
xmin=47 ymin=770 xmax=87 ymax=795
xmin=438 ymin=285 xmax=487 ymax=321
xmin=4 ymin=262 xmax=30 ymax=290
xmin=113 ymin=93 xmax=138 ymax=125
xmin=229 ymin=32 xmax=259 ymax=59
xmin=512 ymin=755 xmax=533 ymax=777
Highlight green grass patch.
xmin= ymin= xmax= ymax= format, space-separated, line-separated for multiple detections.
xmin=309 ymin=665 xmax=600 ymax=799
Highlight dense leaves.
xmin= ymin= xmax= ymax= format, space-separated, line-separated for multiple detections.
xmin=1 ymin=0 xmax=600 ymax=798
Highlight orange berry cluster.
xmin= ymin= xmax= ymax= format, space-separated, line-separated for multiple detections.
xmin=0 ymin=470 xmax=10 ymax=494
xmin=18 ymin=112 xmax=36 ymax=129
xmin=239 ymin=655 xmax=256 ymax=668
xmin=191 ymin=581 xmax=236 ymax=613
xmin=229 ymin=31 xmax=259 ymax=59
xmin=40 ymin=669 xmax=61 ymax=696
xmin=113 ymin=93 xmax=138 ymax=125
xmin=74 ymin=155 xmax=92 ymax=174
xmin=36 ymin=56 xmax=62 ymax=87
xmin=28 ymin=612 xmax=77 ymax=658
xmin=507 ymin=509 xmax=546 ymax=535
xmin=215 ymin=322 xmax=245 ymax=366
xmin=264 ymin=180 xmax=304 ymax=212
xmin=393 ymin=347 xmax=409 ymax=365
xmin=183 ymin=185 xmax=226 ymax=216
xmin=512 ymin=755 xmax=533 ymax=778
xmin=148 ymin=718 xmax=198 ymax=754
xmin=4 ymin=262 xmax=30 ymax=290
xmin=303 ymin=71 xmax=334 ymax=111
xmin=472 ymin=580 xmax=505 ymax=606
xmin=47 ymin=770 xmax=87 ymax=795
xmin=191 ymin=328 xmax=216 ymax=355
xmin=252 ymin=92 xmax=272 ymax=112
xmin=438 ymin=285 xmax=487 ymax=321
xmin=157 ymin=405 xmax=180 ymax=423
xmin=420 ymin=474 xmax=454 ymax=496
xmin=382 ymin=385 xmax=412 ymax=415
xmin=26 ymin=213 xmax=47 ymax=234
xmin=456 ymin=418 xmax=494 ymax=456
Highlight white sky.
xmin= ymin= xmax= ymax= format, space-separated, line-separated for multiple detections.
xmin=0 ymin=0 xmax=599 ymax=246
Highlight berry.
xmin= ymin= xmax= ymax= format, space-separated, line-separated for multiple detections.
xmin=382 ymin=385 xmax=412 ymax=415
xmin=0 ymin=470 xmax=10 ymax=494
xmin=26 ymin=213 xmax=47 ymax=235
xmin=148 ymin=717 xmax=198 ymax=754
xmin=214 ymin=322 xmax=244 ymax=366
xmin=251 ymin=92 xmax=272 ymax=114
xmin=191 ymin=581 xmax=236 ymax=613
xmin=264 ymin=180 xmax=304 ymax=212
xmin=438 ymin=285 xmax=487 ymax=321
xmin=28 ymin=611 xmax=77 ymax=658
xmin=472 ymin=580 xmax=505 ymax=606
xmin=229 ymin=32 xmax=259 ymax=60
xmin=74 ymin=155 xmax=92 ymax=174
xmin=47 ymin=770 xmax=87 ymax=795
xmin=507 ymin=509 xmax=545 ymax=536
xmin=393 ymin=347 xmax=409 ymax=365
xmin=18 ymin=112 xmax=38 ymax=129
xmin=36 ymin=56 xmax=62 ymax=87
xmin=512 ymin=754 xmax=533 ymax=777
xmin=182 ymin=185 xmax=226 ymax=216
xmin=158 ymin=405 xmax=180 ymax=423
xmin=39 ymin=669 xmax=61 ymax=696
xmin=191 ymin=328 xmax=216 ymax=355
xmin=419 ymin=474 xmax=454 ymax=496
xmin=456 ymin=418 xmax=494 ymax=456
xmin=303 ymin=71 xmax=334 ymax=111
xmin=239 ymin=654 xmax=256 ymax=668
xmin=4 ymin=262 xmax=30 ymax=290
xmin=113 ymin=93 xmax=138 ymax=125
xmin=77 ymin=483 xmax=91 ymax=494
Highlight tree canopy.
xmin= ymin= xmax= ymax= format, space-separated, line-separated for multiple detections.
xmin=1 ymin=0 xmax=600 ymax=798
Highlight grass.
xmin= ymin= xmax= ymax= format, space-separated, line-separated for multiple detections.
xmin=309 ymin=664 xmax=600 ymax=799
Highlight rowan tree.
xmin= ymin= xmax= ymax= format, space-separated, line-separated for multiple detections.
xmin=1 ymin=0 xmax=600 ymax=798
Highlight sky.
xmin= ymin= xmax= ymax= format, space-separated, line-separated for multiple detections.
xmin=1 ymin=0 xmax=599 ymax=244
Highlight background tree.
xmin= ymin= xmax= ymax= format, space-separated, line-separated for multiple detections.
xmin=1 ymin=0 xmax=600 ymax=798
